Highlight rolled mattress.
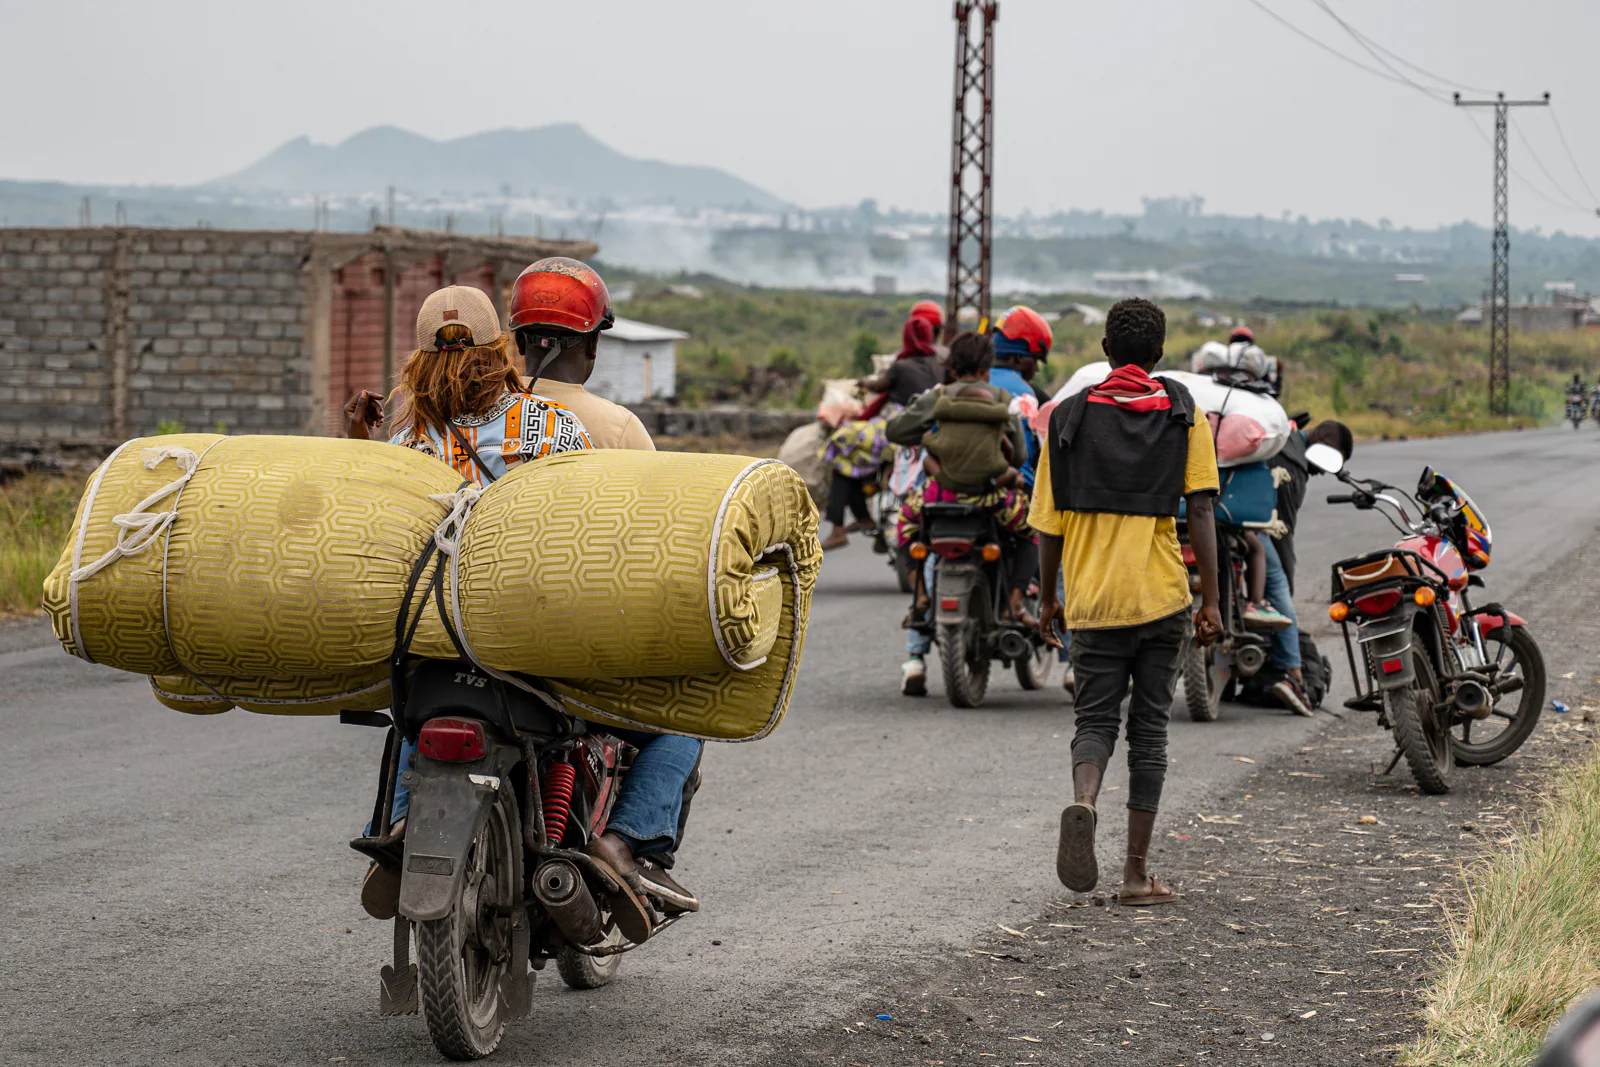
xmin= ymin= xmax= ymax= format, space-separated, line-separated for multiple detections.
xmin=43 ymin=435 xmax=821 ymax=741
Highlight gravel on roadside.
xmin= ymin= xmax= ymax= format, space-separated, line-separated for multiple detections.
xmin=759 ymin=536 xmax=1600 ymax=1067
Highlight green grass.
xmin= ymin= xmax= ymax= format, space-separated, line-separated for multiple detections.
xmin=1404 ymin=747 xmax=1600 ymax=1066
xmin=616 ymin=283 xmax=1594 ymax=437
xmin=0 ymin=475 xmax=79 ymax=615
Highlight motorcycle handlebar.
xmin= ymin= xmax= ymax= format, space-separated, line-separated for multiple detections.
xmin=1327 ymin=493 xmax=1355 ymax=504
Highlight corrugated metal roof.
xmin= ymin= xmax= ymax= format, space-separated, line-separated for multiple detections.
xmin=606 ymin=316 xmax=689 ymax=342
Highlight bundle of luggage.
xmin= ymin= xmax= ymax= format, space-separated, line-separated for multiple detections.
xmin=44 ymin=435 xmax=821 ymax=742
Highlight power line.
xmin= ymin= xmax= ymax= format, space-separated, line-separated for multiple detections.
xmin=1240 ymin=0 xmax=1423 ymax=91
xmin=1306 ymin=0 xmax=1450 ymax=102
xmin=1548 ymin=107 xmax=1600 ymax=207
xmin=1509 ymin=114 xmax=1590 ymax=212
xmin=1308 ymin=0 xmax=1494 ymax=95
xmin=1459 ymin=110 xmax=1593 ymax=217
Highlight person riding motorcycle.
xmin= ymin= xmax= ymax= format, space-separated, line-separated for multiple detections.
xmin=987 ymin=305 xmax=1053 ymax=489
xmin=888 ymin=331 xmax=1034 ymax=694
xmin=344 ymin=262 xmax=701 ymax=942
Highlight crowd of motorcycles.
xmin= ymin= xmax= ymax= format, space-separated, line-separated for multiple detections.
xmin=342 ymin=369 xmax=1547 ymax=1063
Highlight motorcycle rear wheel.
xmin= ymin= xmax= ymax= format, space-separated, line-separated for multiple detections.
xmin=416 ymin=786 xmax=521 ymax=1060
xmin=1452 ymin=627 xmax=1545 ymax=766
xmin=1388 ymin=651 xmax=1452 ymax=795
xmin=1179 ymin=633 xmax=1223 ymax=722
xmin=939 ymin=621 xmax=990 ymax=708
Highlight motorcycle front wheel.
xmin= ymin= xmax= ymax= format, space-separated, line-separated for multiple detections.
xmin=1388 ymin=650 xmax=1452 ymax=795
xmin=557 ymin=927 xmax=623 ymax=989
xmin=1176 ymin=623 xmax=1224 ymax=722
xmin=1452 ymin=626 xmax=1546 ymax=766
xmin=416 ymin=785 xmax=522 ymax=1060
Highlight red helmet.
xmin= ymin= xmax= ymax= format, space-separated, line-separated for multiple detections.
xmin=509 ymin=257 xmax=615 ymax=335
xmin=992 ymin=305 xmax=1053 ymax=358
xmin=1229 ymin=325 xmax=1255 ymax=344
xmin=908 ymin=300 xmax=944 ymax=329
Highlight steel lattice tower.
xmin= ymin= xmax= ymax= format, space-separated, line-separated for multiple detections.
xmin=1455 ymin=91 xmax=1549 ymax=416
xmin=946 ymin=1 xmax=998 ymax=336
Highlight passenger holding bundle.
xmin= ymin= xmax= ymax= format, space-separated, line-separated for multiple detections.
xmin=346 ymin=266 xmax=703 ymax=934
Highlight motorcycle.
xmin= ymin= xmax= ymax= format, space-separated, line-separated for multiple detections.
xmin=914 ymin=501 xmax=1052 ymax=707
xmin=1567 ymin=392 xmax=1587 ymax=430
xmin=868 ymin=451 xmax=916 ymax=595
xmin=1312 ymin=443 xmax=1546 ymax=794
xmin=1174 ymin=517 xmax=1275 ymax=721
xmin=1591 ymin=390 xmax=1600 ymax=427
xmin=347 ymin=638 xmax=688 ymax=1058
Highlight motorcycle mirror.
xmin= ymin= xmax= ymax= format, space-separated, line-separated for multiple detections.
xmin=1534 ymin=988 xmax=1600 ymax=1067
xmin=1305 ymin=442 xmax=1344 ymax=475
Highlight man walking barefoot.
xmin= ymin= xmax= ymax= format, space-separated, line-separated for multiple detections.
xmin=1033 ymin=298 xmax=1223 ymax=906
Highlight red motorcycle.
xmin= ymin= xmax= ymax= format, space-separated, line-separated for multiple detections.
xmin=1312 ymin=444 xmax=1545 ymax=793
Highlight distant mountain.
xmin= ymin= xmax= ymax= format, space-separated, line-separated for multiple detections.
xmin=207 ymin=123 xmax=788 ymax=210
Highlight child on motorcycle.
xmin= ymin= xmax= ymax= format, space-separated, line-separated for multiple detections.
xmin=919 ymin=381 xmax=1023 ymax=492
xmin=888 ymin=332 xmax=1035 ymax=694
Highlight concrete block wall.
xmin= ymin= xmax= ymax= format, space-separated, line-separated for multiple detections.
xmin=125 ymin=232 xmax=311 ymax=435
xmin=0 ymin=230 xmax=116 ymax=441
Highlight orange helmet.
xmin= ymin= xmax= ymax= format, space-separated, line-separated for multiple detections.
xmin=509 ymin=257 xmax=615 ymax=335
xmin=992 ymin=305 xmax=1053 ymax=359
xmin=908 ymin=300 xmax=945 ymax=329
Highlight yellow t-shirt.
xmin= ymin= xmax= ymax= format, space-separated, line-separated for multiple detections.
xmin=1028 ymin=415 xmax=1220 ymax=630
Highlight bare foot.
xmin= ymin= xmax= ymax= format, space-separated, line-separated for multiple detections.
xmin=1116 ymin=873 xmax=1177 ymax=906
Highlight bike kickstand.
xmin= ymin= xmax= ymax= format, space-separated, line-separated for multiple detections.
xmin=379 ymin=916 xmax=418 ymax=1016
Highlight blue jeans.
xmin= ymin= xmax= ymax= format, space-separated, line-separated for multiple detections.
xmin=1261 ymin=536 xmax=1301 ymax=670
xmin=370 ymin=731 xmax=701 ymax=859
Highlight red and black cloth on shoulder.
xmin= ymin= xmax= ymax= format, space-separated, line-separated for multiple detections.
xmin=1045 ymin=365 xmax=1198 ymax=517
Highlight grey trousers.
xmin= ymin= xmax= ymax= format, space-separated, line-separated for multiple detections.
xmin=1068 ymin=609 xmax=1188 ymax=813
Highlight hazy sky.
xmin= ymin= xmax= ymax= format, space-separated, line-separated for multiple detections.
xmin=6 ymin=0 xmax=1599 ymax=234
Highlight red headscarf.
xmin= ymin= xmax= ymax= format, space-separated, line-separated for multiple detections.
xmin=897 ymin=315 xmax=937 ymax=360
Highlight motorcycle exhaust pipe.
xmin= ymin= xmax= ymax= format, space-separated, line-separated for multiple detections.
xmin=1234 ymin=643 xmax=1266 ymax=678
xmin=532 ymin=859 xmax=603 ymax=946
xmin=1453 ymin=679 xmax=1493 ymax=720
xmin=996 ymin=630 xmax=1030 ymax=661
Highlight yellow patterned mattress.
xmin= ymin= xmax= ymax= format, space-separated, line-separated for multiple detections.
xmin=43 ymin=435 xmax=820 ymax=741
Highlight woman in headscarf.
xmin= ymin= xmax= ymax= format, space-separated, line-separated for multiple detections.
xmin=819 ymin=303 xmax=944 ymax=550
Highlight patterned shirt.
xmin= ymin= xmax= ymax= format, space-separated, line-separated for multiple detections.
xmin=391 ymin=391 xmax=593 ymax=486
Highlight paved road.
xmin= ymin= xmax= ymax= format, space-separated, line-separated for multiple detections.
xmin=3 ymin=427 xmax=1599 ymax=1066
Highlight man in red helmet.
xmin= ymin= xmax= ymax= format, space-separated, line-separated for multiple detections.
xmin=505 ymin=257 xmax=702 ymax=939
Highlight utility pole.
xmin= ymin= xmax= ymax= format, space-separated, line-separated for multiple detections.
xmin=1454 ymin=91 xmax=1549 ymax=416
xmin=946 ymin=1 xmax=998 ymax=337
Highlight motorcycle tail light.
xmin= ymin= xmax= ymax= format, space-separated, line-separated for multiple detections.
xmin=419 ymin=717 xmax=487 ymax=762
xmin=1414 ymin=586 xmax=1437 ymax=606
xmin=1328 ymin=601 xmax=1349 ymax=622
xmin=931 ymin=539 xmax=973 ymax=560
xmin=908 ymin=542 xmax=928 ymax=560
xmin=1352 ymin=589 xmax=1403 ymax=616
xmin=981 ymin=543 xmax=1002 ymax=562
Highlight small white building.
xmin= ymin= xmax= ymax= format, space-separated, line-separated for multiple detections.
xmin=588 ymin=317 xmax=688 ymax=404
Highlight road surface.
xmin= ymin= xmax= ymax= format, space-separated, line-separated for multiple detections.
xmin=2 ymin=426 xmax=1598 ymax=1066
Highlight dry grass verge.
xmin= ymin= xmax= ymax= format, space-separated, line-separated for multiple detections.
xmin=0 ymin=475 xmax=78 ymax=615
xmin=1405 ymin=747 xmax=1600 ymax=1066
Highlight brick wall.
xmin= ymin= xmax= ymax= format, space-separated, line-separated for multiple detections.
xmin=125 ymin=231 xmax=311 ymax=436
xmin=0 ymin=228 xmax=311 ymax=444
xmin=0 ymin=230 xmax=116 ymax=441
xmin=0 ymin=226 xmax=596 ymax=456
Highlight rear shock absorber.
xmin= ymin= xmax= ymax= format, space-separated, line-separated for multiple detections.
xmin=541 ymin=760 xmax=577 ymax=847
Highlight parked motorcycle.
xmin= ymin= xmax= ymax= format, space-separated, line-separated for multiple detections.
xmin=348 ymin=639 xmax=687 ymax=1058
xmin=914 ymin=502 xmax=1052 ymax=706
xmin=1313 ymin=443 xmax=1545 ymax=794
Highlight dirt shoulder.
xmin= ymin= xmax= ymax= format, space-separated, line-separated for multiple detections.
xmin=760 ymin=537 xmax=1600 ymax=1067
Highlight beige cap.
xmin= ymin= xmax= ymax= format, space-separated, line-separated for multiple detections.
xmin=415 ymin=285 xmax=502 ymax=352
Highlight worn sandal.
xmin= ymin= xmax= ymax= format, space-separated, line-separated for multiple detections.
xmin=1056 ymin=802 xmax=1098 ymax=892
xmin=1115 ymin=875 xmax=1178 ymax=907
